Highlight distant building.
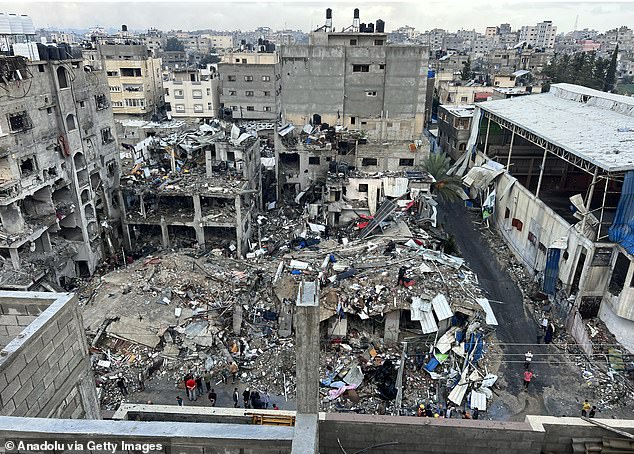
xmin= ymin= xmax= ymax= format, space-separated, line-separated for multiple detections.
xmin=202 ymin=34 xmax=234 ymax=51
xmin=84 ymin=43 xmax=164 ymax=119
xmin=218 ymin=51 xmax=279 ymax=121
xmin=437 ymin=105 xmax=474 ymax=160
xmin=519 ymin=21 xmax=557 ymax=49
xmin=164 ymin=66 xmax=220 ymax=119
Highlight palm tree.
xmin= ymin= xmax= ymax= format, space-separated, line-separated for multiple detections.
xmin=421 ymin=152 xmax=464 ymax=202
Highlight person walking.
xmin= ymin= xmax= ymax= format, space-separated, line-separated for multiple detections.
xmin=524 ymin=350 xmax=534 ymax=370
xmin=523 ymin=369 xmax=534 ymax=390
xmin=262 ymin=390 xmax=270 ymax=409
xmin=195 ymin=374 xmax=204 ymax=396
xmin=589 ymin=406 xmax=597 ymax=418
xmin=203 ymin=371 xmax=211 ymax=392
xmin=186 ymin=377 xmax=197 ymax=401
xmin=176 ymin=396 xmax=183 ymax=406
xmin=208 ymin=389 xmax=217 ymax=407
xmin=581 ymin=399 xmax=591 ymax=417
xmin=541 ymin=317 xmax=549 ymax=332
xmin=230 ymin=362 xmax=239 ymax=384
xmin=232 ymin=388 xmax=239 ymax=408
xmin=472 ymin=407 xmax=479 ymax=420
xmin=243 ymin=388 xmax=251 ymax=408
xmin=137 ymin=369 xmax=146 ymax=392
xmin=116 ymin=373 xmax=128 ymax=396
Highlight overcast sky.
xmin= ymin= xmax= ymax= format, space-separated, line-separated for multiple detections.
xmin=3 ymin=0 xmax=633 ymax=34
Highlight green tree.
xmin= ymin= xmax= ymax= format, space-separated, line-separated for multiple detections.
xmin=460 ymin=57 xmax=473 ymax=81
xmin=200 ymin=53 xmax=220 ymax=66
xmin=421 ymin=153 xmax=464 ymax=202
xmin=165 ymin=37 xmax=184 ymax=51
xmin=604 ymin=44 xmax=618 ymax=92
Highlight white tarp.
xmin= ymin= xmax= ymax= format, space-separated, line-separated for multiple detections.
xmin=382 ymin=177 xmax=409 ymax=198
xmin=261 ymin=157 xmax=275 ymax=169
xmin=431 ymin=293 xmax=453 ymax=321
xmin=470 ymin=390 xmax=488 ymax=411
xmin=475 ymin=298 xmax=499 ymax=326
xmin=448 ymin=366 xmax=469 ymax=405
xmin=436 ymin=327 xmax=457 ymax=354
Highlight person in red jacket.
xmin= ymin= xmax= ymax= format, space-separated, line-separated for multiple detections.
xmin=186 ymin=377 xmax=197 ymax=401
xmin=523 ymin=370 xmax=534 ymax=390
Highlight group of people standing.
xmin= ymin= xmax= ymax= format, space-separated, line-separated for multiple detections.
xmin=232 ymin=387 xmax=276 ymax=409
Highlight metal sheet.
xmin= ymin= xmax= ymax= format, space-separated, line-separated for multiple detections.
xmin=431 ymin=293 xmax=453 ymax=321
xmin=470 ymin=390 xmax=487 ymax=411
xmin=419 ymin=310 xmax=438 ymax=334
xmin=475 ymin=298 xmax=498 ymax=326
xmin=609 ymin=171 xmax=634 ymax=254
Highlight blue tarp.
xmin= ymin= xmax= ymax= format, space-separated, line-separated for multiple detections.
xmin=609 ymin=171 xmax=634 ymax=254
xmin=543 ymin=248 xmax=561 ymax=295
xmin=425 ymin=357 xmax=440 ymax=372
xmin=473 ymin=334 xmax=484 ymax=363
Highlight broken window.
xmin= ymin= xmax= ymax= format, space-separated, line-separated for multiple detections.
xmin=246 ymin=106 xmax=254 ymax=111
xmin=262 ymin=75 xmax=271 ymax=81
xmin=608 ymin=252 xmax=632 ymax=296
xmin=101 ymin=127 xmax=114 ymax=144
xmin=264 ymin=91 xmax=271 ymax=96
xmin=246 ymin=91 xmax=254 ymax=97
xmin=227 ymin=75 xmax=236 ymax=81
xmin=192 ymin=89 xmax=202 ymax=99
xmin=106 ymin=70 xmax=118 ymax=76
xmin=19 ymin=157 xmax=36 ymax=176
xmin=264 ymin=106 xmax=272 ymax=112
xmin=366 ymin=91 xmax=377 ymax=97
xmin=121 ymin=68 xmax=142 ymax=77
xmin=361 ymin=158 xmax=378 ymax=166
xmin=244 ymin=75 xmax=253 ymax=82
xmin=374 ymin=39 xmax=384 ymax=45
xmin=399 ymin=158 xmax=414 ymax=167
xmin=308 ymin=156 xmax=320 ymax=165
xmin=57 ymin=66 xmax=69 ymax=89
xmin=38 ymin=64 xmax=45 ymax=72
xmin=7 ymin=111 xmax=32 ymax=133
xmin=350 ymin=39 xmax=357 ymax=45
xmin=379 ymin=64 xmax=385 ymax=70
xmin=353 ymin=64 xmax=370 ymax=73
xmin=94 ymin=93 xmax=109 ymax=110
xmin=229 ymin=90 xmax=237 ymax=96
xmin=358 ymin=184 xmax=368 ymax=192
xmin=66 ymin=114 xmax=76 ymax=131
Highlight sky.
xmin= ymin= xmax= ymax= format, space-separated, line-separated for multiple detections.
xmin=2 ymin=0 xmax=633 ymax=34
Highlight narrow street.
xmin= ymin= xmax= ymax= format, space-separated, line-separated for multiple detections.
xmin=440 ymin=201 xmax=581 ymax=420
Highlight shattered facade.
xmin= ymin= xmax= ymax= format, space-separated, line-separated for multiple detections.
xmin=0 ymin=55 xmax=121 ymax=289
xmin=119 ymin=121 xmax=261 ymax=257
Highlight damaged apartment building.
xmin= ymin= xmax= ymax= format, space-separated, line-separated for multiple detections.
xmin=452 ymin=83 xmax=634 ymax=351
xmin=0 ymin=51 xmax=120 ymax=290
xmin=274 ymin=9 xmax=431 ymax=203
xmin=119 ymin=121 xmax=260 ymax=256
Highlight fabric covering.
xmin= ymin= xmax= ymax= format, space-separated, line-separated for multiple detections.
xmin=609 ymin=171 xmax=634 ymax=254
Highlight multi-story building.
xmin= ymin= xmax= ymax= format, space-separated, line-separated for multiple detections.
xmin=437 ymin=105 xmax=474 ymax=160
xmin=0 ymin=12 xmax=35 ymax=52
xmin=519 ymin=21 xmax=557 ymax=49
xmin=84 ymin=43 xmax=164 ymax=119
xmin=280 ymin=14 xmax=429 ymax=142
xmin=0 ymin=54 xmax=120 ymax=289
xmin=202 ymin=34 xmax=234 ymax=51
xmin=142 ymin=28 xmax=165 ymax=57
xmin=164 ymin=66 xmax=220 ymax=119
xmin=218 ymin=51 xmax=279 ymax=121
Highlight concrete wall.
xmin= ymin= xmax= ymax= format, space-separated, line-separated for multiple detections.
xmin=0 ymin=292 xmax=100 ymax=419
xmin=164 ymin=78 xmax=219 ymax=118
xmin=219 ymin=62 xmax=278 ymax=120
xmin=0 ymin=416 xmax=293 ymax=454
xmin=320 ymin=414 xmax=544 ymax=454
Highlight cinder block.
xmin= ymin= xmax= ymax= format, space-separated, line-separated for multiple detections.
xmin=40 ymin=324 xmax=58 ymax=345
xmin=52 ymin=327 xmax=69 ymax=349
xmin=11 ymin=377 xmax=34 ymax=406
xmin=0 ymin=397 xmax=16 ymax=415
xmin=0 ymin=375 xmax=20 ymax=404
xmin=3 ymin=354 xmax=27 ymax=383
xmin=13 ymin=395 xmax=30 ymax=416
xmin=0 ymin=315 xmax=18 ymax=326
xmin=24 ymin=338 xmax=44 ymax=363
xmin=6 ymin=325 xmax=25 ymax=337
xmin=35 ymin=340 xmax=56 ymax=367
xmin=16 ymin=315 xmax=37 ymax=326
xmin=0 ymin=303 xmax=27 ymax=315
xmin=19 ymin=356 xmax=40 ymax=384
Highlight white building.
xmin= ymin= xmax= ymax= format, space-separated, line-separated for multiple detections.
xmin=164 ymin=66 xmax=220 ymax=119
xmin=519 ymin=21 xmax=557 ymax=49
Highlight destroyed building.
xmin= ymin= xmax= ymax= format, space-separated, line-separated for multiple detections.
xmin=0 ymin=54 xmax=121 ymax=289
xmin=119 ymin=121 xmax=261 ymax=256
xmin=453 ymin=83 xmax=634 ymax=352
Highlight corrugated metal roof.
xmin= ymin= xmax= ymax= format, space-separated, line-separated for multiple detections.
xmin=470 ymin=390 xmax=488 ymax=411
xmin=431 ymin=293 xmax=453 ymax=321
xmin=419 ymin=310 xmax=438 ymax=334
xmin=475 ymin=298 xmax=498 ymax=326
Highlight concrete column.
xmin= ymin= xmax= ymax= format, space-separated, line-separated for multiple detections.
xmin=232 ymin=301 xmax=242 ymax=335
xmin=580 ymin=167 xmax=599 ymax=235
xmin=118 ymin=190 xmax=127 ymax=219
xmin=483 ymin=116 xmax=491 ymax=156
xmin=192 ymin=195 xmax=204 ymax=246
xmin=160 ymin=217 xmax=169 ymax=248
xmin=139 ymin=193 xmax=146 ymax=218
xmin=535 ymin=147 xmax=548 ymax=198
xmin=384 ymin=310 xmax=400 ymax=343
xmin=9 ymin=248 xmax=20 ymax=270
xmin=295 ymin=281 xmax=319 ymax=414
xmin=122 ymin=224 xmax=133 ymax=251
xmin=291 ymin=413 xmax=318 ymax=454
xmin=205 ymin=147 xmax=214 ymax=177
xmin=234 ymin=195 xmax=243 ymax=257
xmin=506 ymin=129 xmax=515 ymax=170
